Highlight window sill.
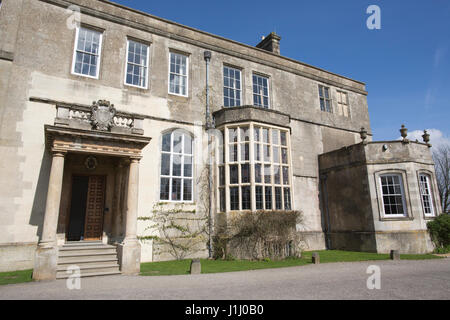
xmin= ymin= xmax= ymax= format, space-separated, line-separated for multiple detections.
xmin=379 ymin=215 xmax=414 ymax=221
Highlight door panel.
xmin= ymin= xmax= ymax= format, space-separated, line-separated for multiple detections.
xmin=67 ymin=176 xmax=89 ymax=241
xmin=84 ymin=175 xmax=106 ymax=240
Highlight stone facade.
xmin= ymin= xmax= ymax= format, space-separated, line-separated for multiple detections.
xmin=0 ymin=0 xmax=442 ymax=275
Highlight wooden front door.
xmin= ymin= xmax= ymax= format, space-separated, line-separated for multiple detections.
xmin=83 ymin=175 xmax=106 ymax=240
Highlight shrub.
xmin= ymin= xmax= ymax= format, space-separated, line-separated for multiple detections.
xmin=427 ymin=214 xmax=450 ymax=251
xmin=214 ymin=210 xmax=304 ymax=260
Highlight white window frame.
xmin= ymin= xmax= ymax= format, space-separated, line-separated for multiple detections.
xmin=71 ymin=26 xmax=103 ymax=79
xmin=168 ymin=52 xmax=189 ymax=97
xmin=223 ymin=66 xmax=242 ymax=107
xmin=418 ymin=173 xmax=435 ymax=217
xmin=217 ymin=122 xmax=293 ymax=213
xmin=252 ymin=74 xmax=270 ymax=109
xmin=124 ymin=39 xmax=150 ymax=89
xmin=159 ymin=130 xmax=194 ymax=203
xmin=379 ymin=173 xmax=408 ymax=218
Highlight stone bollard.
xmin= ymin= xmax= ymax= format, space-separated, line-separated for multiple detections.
xmin=390 ymin=250 xmax=400 ymax=260
xmin=312 ymin=252 xmax=320 ymax=264
xmin=190 ymin=258 xmax=201 ymax=274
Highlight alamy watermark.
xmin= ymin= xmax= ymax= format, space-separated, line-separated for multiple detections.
xmin=66 ymin=5 xmax=81 ymax=30
xmin=366 ymin=5 xmax=381 ymax=30
xmin=66 ymin=265 xmax=81 ymax=290
xmin=366 ymin=265 xmax=381 ymax=290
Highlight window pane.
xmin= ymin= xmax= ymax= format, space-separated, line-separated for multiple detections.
xmin=173 ymin=132 xmax=183 ymax=153
xmin=264 ymin=164 xmax=271 ymax=183
xmin=273 ymin=146 xmax=280 ymax=164
xmin=281 ymin=148 xmax=288 ymax=164
xmin=229 ymin=128 xmax=238 ymax=143
xmin=255 ymin=164 xmax=262 ymax=183
xmin=284 ymin=188 xmax=291 ymax=210
xmin=160 ymin=178 xmax=170 ymax=200
xmin=265 ymin=186 xmax=272 ymax=210
xmin=171 ymin=178 xmax=182 ymax=201
xmin=184 ymin=134 xmax=192 ymax=154
xmin=263 ymin=128 xmax=269 ymax=143
xmin=263 ymin=145 xmax=270 ymax=162
xmin=230 ymin=187 xmax=239 ymax=210
xmin=184 ymin=156 xmax=192 ymax=177
xmin=241 ymin=143 xmax=249 ymax=161
xmin=230 ymin=165 xmax=238 ymax=184
xmin=254 ymin=127 xmax=260 ymax=141
xmin=241 ymin=164 xmax=250 ymax=183
xmin=220 ymin=188 xmax=225 ymax=212
xmin=183 ymin=179 xmax=192 ymax=201
xmin=240 ymin=127 xmax=249 ymax=141
xmin=280 ymin=131 xmax=287 ymax=146
xmin=229 ymin=144 xmax=238 ymax=162
xmin=254 ymin=143 xmax=260 ymax=161
xmin=275 ymin=187 xmax=282 ymax=210
xmin=272 ymin=130 xmax=279 ymax=145
xmin=161 ymin=153 xmax=170 ymax=175
xmin=219 ymin=166 xmax=225 ymax=186
xmin=274 ymin=165 xmax=280 ymax=184
xmin=172 ymin=155 xmax=182 ymax=176
xmin=283 ymin=166 xmax=289 ymax=185
xmin=256 ymin=186 xmax=263 ymax=210
xmin=241 ymin=186 xmax=251 ymax=210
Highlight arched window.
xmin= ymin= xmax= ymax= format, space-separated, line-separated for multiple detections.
xmin=159 ymin=130 xmax=193 ymax=202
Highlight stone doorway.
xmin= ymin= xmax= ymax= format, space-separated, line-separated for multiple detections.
xmin=67 ymin=175 xmax=106 ymax=241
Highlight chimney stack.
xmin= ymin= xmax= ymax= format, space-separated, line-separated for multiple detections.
xmin=256 ymin=32 xmax=281 ymax=55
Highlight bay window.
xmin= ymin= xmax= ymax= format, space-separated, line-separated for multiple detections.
xmin=218 ymin=123 xmax=292 ymax=212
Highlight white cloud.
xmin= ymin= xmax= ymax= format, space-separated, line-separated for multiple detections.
xmin=401 ymin=129 xmax=450 ymax=150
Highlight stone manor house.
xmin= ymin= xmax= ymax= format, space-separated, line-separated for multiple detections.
xmin=0 ymin=0 xmax=442 ymax=280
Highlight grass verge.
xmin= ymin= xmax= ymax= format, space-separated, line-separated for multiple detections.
xmin=0 ymin=269 xmax=33 ymax=286
xmin=140 ymin=250 xmax=442 ymax=276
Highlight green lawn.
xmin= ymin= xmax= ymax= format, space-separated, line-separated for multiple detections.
xmin=0 ymin=269 xmax=33 ymax=286
xmin=140 ymin=250 xmax=442 ymax=276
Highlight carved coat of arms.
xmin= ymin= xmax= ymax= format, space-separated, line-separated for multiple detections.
xmin=91 ymin=100 xmax=116 ymax=131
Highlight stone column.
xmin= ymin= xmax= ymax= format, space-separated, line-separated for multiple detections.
xmin=33 ymin=151 xmax=66 ymax=281
xmin=112 ymin=160 xmax=124 ymax=240
xmin=117 ymin=157 xmax=141 ymax=275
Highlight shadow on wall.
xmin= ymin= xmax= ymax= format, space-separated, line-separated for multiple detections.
xmin=28 ymin=150 xmax=52 ymax=242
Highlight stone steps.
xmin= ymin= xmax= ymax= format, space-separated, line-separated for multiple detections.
xmin=56 ymin=242 xmax=121 ymax=279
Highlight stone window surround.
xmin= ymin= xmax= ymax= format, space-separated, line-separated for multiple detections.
xmin=374 ymin=169 xmax=413 ymax=221
xmin=216 ymin=121 xmax=293 ymax=213
xmin=124 ymin=38 xmax=151 ymax=89
xmin=158 ymin=128 xmax=195 ymax=204
xmin=71 ymin=25 xmax=104 ymax=80
xmin=416 ymin=169 xmax=438 ymax=219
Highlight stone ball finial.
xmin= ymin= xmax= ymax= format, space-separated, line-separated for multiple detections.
xmin=360 ymin=127 xmax=368 ymax=143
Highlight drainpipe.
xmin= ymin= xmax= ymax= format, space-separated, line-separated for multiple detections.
xmin=204 ymin=51 xmax=213 ymax=258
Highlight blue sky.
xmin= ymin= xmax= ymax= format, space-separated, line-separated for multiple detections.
xmin=113 ymin=0 xmax=449 ymax=144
